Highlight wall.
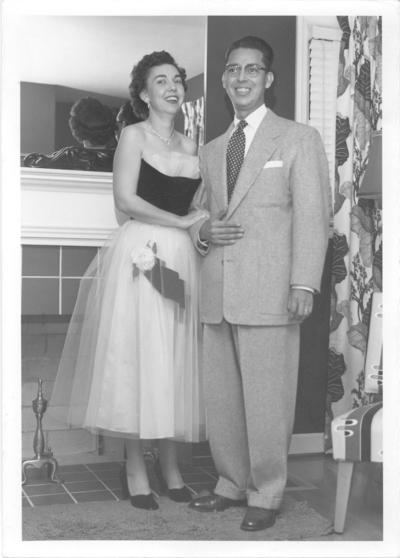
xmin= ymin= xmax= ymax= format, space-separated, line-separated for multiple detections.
xmin=205 ymin=16 xmax=296 ymax=141
xmin=20 ymin=82 xmax=56 ymax=154
xmin=184 ymin=73 xmax=205 ymax=103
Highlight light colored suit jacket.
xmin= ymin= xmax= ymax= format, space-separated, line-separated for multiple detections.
xmin=191 ymin=109 xmax=330 ymax=326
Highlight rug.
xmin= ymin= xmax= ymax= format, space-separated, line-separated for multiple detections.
xmin=23 ymin=495 xmax=333 ymax=541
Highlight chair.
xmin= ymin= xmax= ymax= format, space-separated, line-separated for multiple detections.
xmin=331 ymin=292 xmax=382 ymax=533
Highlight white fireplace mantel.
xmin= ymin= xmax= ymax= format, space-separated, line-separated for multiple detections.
xmin=21 ymin=167 xmax=125 ymax=246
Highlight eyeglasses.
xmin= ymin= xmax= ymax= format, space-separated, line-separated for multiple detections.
xmin=224 ymin=64 xmax=267 ymax=78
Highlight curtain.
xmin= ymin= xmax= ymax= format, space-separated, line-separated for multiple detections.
xmin=325 ymin=16 xmax=382 ymax=450
xmin=181 ymin=97 xmax=205 ymax=147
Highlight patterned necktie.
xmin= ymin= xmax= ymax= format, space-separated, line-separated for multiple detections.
xmin=226 ymin=119 xmax=248 ymax=202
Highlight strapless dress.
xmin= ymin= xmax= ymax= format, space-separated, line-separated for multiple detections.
xmin=50 ymin=151 xmax=206 ymax=442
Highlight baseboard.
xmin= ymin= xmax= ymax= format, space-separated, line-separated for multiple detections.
xmin=40 ymin=432 xmax=325 ymax=466
xmin=289 ymin=433 xmax=324 ymax=454
xmin=55 ymin=451 xmax=124 ymax=466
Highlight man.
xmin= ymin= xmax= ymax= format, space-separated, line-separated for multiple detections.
xmin=189 ymin=36 xmax=329 ymax=531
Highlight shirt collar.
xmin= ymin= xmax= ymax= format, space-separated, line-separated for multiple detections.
xmin=234 ymin=104 xmax=268 ymax=130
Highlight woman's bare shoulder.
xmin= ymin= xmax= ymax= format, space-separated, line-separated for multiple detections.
xmin=120 ymin=122 xmax=147 ymax=142
xmin=176 ymin=132 xmax=198 ymax=156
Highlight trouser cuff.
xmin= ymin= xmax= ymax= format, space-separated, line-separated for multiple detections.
xmin=247 ymin=491 xmax=282 ymax=510
xmin=215 ymin=477 xmax=247 ymax=501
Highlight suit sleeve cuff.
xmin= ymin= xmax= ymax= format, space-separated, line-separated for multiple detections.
xmin=290 ymin=284 xmax=317 ymax=295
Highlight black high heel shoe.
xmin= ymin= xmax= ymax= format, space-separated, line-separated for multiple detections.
xmin=154 ymin=459 xmax=193 ymax=503
xmin=130 ymin=493 xmax=159 ymax=510
xmin=167 ymin=486 xmax=193 ymax=503
xmin=120 ymin=463 xmax=159 ymax=510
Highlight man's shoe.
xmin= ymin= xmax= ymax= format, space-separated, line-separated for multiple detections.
xmin=189 ymin=492 xmax=246 ymax=512
xmin=240 ymin=507 xmax=277 ymax=531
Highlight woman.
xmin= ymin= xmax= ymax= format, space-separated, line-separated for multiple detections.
xmin=50 ymin=51 xmax=207 ymax=510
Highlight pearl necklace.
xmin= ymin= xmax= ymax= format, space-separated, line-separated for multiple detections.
xmin=147 ymin=123 xmax=174 ymax=145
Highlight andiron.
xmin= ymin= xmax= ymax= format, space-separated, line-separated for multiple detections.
xmin=22 ymin=378 xmax=61 ymax=485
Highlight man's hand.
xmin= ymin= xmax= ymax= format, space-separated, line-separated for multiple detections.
xmin=199 ymin=218 xmax=244 ymax=246
xmin=287 ymin=289 xmax=314 ymax=321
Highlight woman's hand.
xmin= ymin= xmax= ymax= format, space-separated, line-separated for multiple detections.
xmin=179 ymin=209 xmax=209 ymax=229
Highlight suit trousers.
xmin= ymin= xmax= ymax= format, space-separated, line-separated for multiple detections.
xmin=203 ymin=319 xmax=300 ymax=509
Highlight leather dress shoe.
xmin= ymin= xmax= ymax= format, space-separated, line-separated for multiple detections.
xmin=240 ymin=507 xmax=277 ymax=531
xmin=189 ymin=492 xmax=246 ymax=512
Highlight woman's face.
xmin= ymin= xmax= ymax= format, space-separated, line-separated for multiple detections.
xmin=141 ymin=63 xmax=185 ymax=116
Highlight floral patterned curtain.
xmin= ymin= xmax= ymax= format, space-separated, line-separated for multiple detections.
xmin=325 ymin=16 xmax=382 ymax=450
xmin=181 ymin=97 xmax=205 ymax=147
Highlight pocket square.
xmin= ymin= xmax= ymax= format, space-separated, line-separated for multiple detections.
xmin=263 ymin=160 xmax=283 ymax=168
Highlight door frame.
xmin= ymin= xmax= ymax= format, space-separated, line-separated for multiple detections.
xmin=291 ymin=15 xmax=340 ymax=454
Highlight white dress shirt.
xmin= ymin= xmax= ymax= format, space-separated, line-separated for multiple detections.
xmin=232 ymin=103 xmax=268 ymax=155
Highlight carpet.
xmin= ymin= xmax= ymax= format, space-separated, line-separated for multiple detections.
xmin=23 ymin=495 xmax=333 ymax=541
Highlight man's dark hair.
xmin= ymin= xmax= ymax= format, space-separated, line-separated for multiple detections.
xmin=225 ymin=36 xmax=274 ymax=71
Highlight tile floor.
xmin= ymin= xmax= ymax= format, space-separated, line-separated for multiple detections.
xmin=22 ymin=454 xmax=317 ymax=509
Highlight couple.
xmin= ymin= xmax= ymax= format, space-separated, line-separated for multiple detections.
xmin=51 ymin=35 xmax=329 ymax=532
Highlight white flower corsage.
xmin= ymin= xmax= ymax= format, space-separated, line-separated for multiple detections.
xmin=130 ymin=241 xmax=185 ymax=308
xmin=130 ymin=243 xmax=156 ymax=272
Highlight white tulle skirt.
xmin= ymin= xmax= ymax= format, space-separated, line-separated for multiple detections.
xmin=50 ymin=219 xmax=207 ymax=442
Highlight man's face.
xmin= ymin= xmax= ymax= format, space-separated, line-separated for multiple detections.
xmin=222 ymin=47 xmax=274 ymax=118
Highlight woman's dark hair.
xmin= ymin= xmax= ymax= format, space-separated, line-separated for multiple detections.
xmin=116 ymin=100 xmax=141 ymax=126
xmin=225 ymin=36 xmax=274 ymax=71
xmin=69 ymin=97 xmax=117 ymax=146
xmin=129 ymin=50 xmax=187 ymax=120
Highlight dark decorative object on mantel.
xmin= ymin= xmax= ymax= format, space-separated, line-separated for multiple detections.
xmin=22 ymin=146 xmax=115 ymax=172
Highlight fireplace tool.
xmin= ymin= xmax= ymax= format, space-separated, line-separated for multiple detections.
xmin=22 ymin=378 xmax=61 ymax=485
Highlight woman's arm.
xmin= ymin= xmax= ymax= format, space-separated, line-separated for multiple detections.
xmin=113 ymin=126 xmax=203 ymax=229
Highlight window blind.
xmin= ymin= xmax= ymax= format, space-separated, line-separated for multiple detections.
xmin=309 ymin=37 xmax=340 ymax=234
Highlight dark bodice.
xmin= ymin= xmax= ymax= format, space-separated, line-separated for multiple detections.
xmin=136 ymin=158 xmax=201 ymax=216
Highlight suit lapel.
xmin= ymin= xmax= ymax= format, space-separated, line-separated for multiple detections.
xmin=226 ymin=110 xmax=283 ymax=219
